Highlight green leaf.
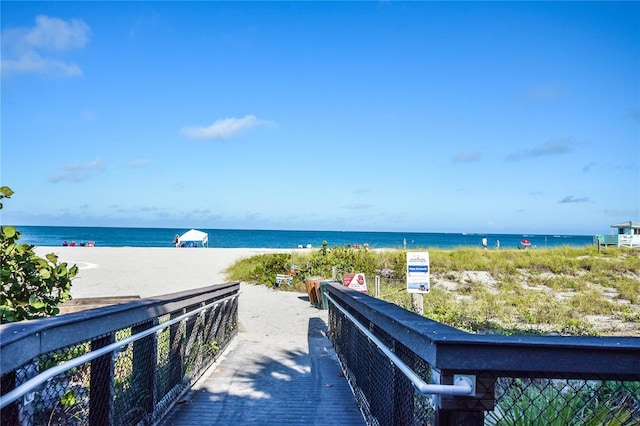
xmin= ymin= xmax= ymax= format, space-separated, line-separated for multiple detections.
xmin=69 ymin=265 xmax=79 ymax=278
xmin=0 ymin=186 xmax=14 ymax=198
xmin=0 ymin=305 xmax=16 ymax=323
xmin=40 ymin=269 xmax=51 ymax=279
xmin=28 ymin=296 xmax=46 ymax=309
xmin=2 ymin=226 xmax=16 ymax=239
xmin=60 ymin=390 xmax=77 ymax=407
xmin=55 ymin=264 xmax=68 ymax=276
xmin=31 ymin=301 xmax=46 ymax=309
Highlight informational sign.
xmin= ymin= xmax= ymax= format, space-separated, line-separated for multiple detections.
xmin=275 ymin=274 xmax=292 ymax=286
xmin=343 ymin=273 xmax=368 ymax=292
xmin=406 ymin=251 xmax=430 ymax=293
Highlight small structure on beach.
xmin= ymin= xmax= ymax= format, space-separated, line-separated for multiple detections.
xmin=594 ymin=221 xmax=640 ymax=247
xmin=177 ymin=229 xmax=209 ymax=248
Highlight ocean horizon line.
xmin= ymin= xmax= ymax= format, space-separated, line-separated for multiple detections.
xmin=16 ymin=225 xmax=595 ymax=250
xmin=9 ymin=224 xmax=592 ymax=237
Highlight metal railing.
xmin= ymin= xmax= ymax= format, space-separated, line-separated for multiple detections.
xmin=0 ymin=282 xmax=239 ymax=425
xmin=595 ymin=234 xmax=640 ymax=247
xmin=327 ymin=293 xmax=475 ymax=398
xmin=326 ymin=283 xmax=640 ymax=426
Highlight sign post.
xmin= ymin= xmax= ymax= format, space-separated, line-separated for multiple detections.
xmin=406 ymin=251 xmax=430 ymax=293
xmin=407 ymin=252 xmax=429 ymax=315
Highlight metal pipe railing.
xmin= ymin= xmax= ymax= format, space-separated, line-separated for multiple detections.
xmin=0 ymin=293 xmax=238 ymax=410
xmin=326 ymin=293 xmax=475 ymax=397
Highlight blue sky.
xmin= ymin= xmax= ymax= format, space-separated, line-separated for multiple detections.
xmin=2 ymin=1 xmax=638 ymax=235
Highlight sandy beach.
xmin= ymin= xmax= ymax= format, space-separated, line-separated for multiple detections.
xmin=33 ymin=246 xmax=290 ymax=299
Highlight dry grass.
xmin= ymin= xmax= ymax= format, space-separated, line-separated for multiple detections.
xmin=377 ymin=246 xmax=640 ymax=336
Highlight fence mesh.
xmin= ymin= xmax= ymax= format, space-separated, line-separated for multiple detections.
xmin=329 ymin=301 xmax=640 ymax=426
xmin=0 ymin=296 xmax=238 ymax=426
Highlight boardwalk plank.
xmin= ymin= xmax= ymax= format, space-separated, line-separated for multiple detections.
xmin=161 ymin=283 xmax=365 ymax=426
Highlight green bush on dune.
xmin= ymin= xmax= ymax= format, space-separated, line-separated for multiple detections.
xmin=226 ymin=244 xmax=640 ymax=336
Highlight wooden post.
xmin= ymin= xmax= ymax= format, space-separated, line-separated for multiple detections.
xmin=411 ymin=293 xmax=424 ymax=315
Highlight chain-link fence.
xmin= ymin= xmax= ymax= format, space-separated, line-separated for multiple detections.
xmin=0 ymin=283 xmax=239 ymax=426
xmin=327 ymin=283 xmax=640 ymax=426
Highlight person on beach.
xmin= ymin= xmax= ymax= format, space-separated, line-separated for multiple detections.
xmin=496 ymin=240 xmax=500 ymax=249
xmin=482 ymin=237 xmax=488 ymax=250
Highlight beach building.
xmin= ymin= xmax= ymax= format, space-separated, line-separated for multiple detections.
xmin=594 ymin=221 xmax=640 ymax=247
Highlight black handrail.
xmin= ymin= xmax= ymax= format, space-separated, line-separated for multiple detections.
xmin=327 ymin=282 xmax=640 ymax=425
xmin=327 ymin=283 xmax=640 ymax=380
xmin=0 ymin=282 xmax=240 ymax=426
xmin=0 ymin=281 xmax=240 ymax=376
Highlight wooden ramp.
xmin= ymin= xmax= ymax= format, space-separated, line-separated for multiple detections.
xmin=161 ymin=283 xmax=365 ymax=426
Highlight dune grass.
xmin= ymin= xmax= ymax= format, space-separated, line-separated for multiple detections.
xmin=225 ymin=245 xmax=640 ymax=336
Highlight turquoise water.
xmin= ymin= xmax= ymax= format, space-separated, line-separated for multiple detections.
xmin=14 ymin=226 xmax=594 ymax=250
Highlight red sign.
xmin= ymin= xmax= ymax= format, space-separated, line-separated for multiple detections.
xmin=342 ymin=273 xmax=367 ymax=292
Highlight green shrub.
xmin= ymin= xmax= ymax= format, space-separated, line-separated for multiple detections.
xmin=0 ymin=186 xmax=78 ymax=323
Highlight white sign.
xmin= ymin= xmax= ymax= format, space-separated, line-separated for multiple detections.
xmin=343 ymin=273 xmax=368 ymax=292
xmin=406 ymin=251 xmax=430 ymax=293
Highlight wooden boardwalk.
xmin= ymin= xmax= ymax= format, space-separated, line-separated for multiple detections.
xmin=161 ymin=283 xmax=365 ymax=425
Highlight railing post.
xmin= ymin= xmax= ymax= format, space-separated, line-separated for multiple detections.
xmin=0 ymin=371 xmax=18 ymax=423
xmin=391 ymin=341 xmax=414 ymax=425
xmin=132 ymin=319 xmax=157 ymax=418
xmin=90 ymin=333 xmax=115 ymax=426
xmin=432 ymin=370 xmax=494 ymax=426
xmin=184 ymin=312 xmax=200 ymax=374
xmin=169 ymin=311 xmax=184 ymax=390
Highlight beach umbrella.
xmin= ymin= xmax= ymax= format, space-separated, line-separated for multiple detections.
xmin=521 ymin=239 xmax=531 ymax=247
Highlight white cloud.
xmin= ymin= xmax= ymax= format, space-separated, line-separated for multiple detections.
xmin=49 ymin=158 xmax=106 ymax=183
xmin=1 ymin=15 xmax=90 ymax=77
xmin=180 ymin=115 xmax=272 ymax=140
xmin=2 ymin=52 xmax=83 ymax=76
xmin=24 ymin=15 xmax=90 ymax=50
xmin=559 ymin=195 xmax=591 ymax=204
xmin=505 ymin=139 xmax=571 ymax=161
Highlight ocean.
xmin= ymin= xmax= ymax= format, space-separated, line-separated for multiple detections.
xmin=13 ymin=226 xmax=595 ymax=250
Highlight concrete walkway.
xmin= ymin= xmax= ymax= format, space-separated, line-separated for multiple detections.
xmin=161 ymin=283 xmax=365 ymax=426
